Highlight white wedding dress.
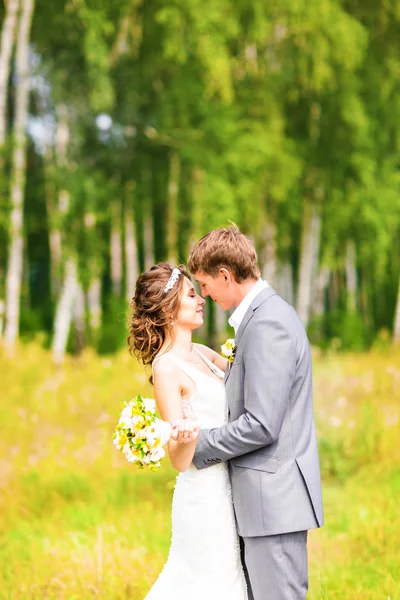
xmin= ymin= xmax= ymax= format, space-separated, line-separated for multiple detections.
xmin=145 ymin=349 xmax=248 ymax=600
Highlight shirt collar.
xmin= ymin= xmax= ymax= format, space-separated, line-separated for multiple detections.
xmin=228 ymin=278 xmax=269 ymax=335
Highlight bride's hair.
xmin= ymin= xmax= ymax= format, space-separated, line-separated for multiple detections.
xmin=128 ymin=262 xmax=191 ymax=366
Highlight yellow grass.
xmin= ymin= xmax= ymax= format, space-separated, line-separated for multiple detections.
xmin=0 ymin=343 xmax=399 ymax=599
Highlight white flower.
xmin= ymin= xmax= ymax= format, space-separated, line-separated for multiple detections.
xmin=329 ymin=416 xmax=342 ymax=427
xmin=221 ymin=344 xmax=233 ymax=357
xmin=121 ymin=405 xmax=133 ymax=420
xmin=221 ymin=338 xmax=236 ymax=363
xmin=130 ymin=415 xmax=145 ymax=432
xmin=151 ymin=447 xmax=166 ymax=462
xmin=126 ymin=452 xmax=138 ymax=463
xmin=122 ymin=442 xmax=131 ymax=455
xmin=154 ymin=418 xmax=172 ymax=445
xmin=143 ymin=398 xmax=157 ymax=414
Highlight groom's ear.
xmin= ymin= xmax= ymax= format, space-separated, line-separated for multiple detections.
xmin=219 ymin=267 xmax=233 ymax=283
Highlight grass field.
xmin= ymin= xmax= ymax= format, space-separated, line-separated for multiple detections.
xmin=0 ymin=343 xmax=399 ymax=599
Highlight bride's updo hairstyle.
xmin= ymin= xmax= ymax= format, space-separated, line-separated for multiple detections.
xmin=128 ymin=262 xmax=191 ymax=366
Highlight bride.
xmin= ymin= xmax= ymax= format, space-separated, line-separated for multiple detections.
xmin=128 ymin=262 xmax=248 ymax=599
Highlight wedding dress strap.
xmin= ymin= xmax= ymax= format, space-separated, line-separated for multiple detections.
xmin=193 ymin=346 xmax=225 ymax=380
xmin=152 ymin=352 xmax=200 ymax=388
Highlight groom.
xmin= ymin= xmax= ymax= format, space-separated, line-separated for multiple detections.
xmin=188 ymin=225 xmax=324 ymax=600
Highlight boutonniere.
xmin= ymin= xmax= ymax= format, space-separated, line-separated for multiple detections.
xmin=221 ymin=338 xmax=236 ymax=364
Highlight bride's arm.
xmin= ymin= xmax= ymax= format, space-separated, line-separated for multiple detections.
xmin=153 ymin=358 xmax=200 ymax=472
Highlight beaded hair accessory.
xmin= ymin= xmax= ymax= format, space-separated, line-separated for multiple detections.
xmin=163 ymin=268 xmax=181 ymax=293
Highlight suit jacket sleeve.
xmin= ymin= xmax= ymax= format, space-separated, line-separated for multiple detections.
xmin=193 ymin=313 xmax=296 ymax=469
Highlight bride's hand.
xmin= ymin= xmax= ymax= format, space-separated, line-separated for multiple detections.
xmin=170 ymin=419 xmax=200 ymax=444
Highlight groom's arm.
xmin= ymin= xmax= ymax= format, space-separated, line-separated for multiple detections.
xmin=193 ymin=315 xmax=296 ymax=469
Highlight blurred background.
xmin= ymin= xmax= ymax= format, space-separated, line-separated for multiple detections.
xmin=0 ymin=0 xmax=399 ymax=598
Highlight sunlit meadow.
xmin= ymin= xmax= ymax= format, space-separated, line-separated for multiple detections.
xmin=0 ymin=343 xmax=399 ymax=599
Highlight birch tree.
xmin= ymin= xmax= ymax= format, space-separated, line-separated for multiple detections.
xmin=110 ymin=198 xmax=123 ymax=296
xmin=345 ymin=240 xmax=357 ymax=314
xmin=43 ymin=104 xmax=69 ymax=300
xmin=4 ymin=0 xmax=35 ymax=349
xmin=52 ymin=259 xmax=78 ymax=364
xmin=51 ymin=108 xmax=79 ymax=363
xmin=277 ymin=263 xmax=294 ymax=306
xmin=0 ymin=0 xmax=19 ymax=146
xmin=311 ymin=266 xmax=331 ymax=319
xmin=260 ymin=221 xmax=277 ymax=288
xmin=296 ymin=202 xmax=321 ymax=328
xmin=84 ymin=210 xmax=102 ymax=343
xmin=125 ymin=193 xmax=138 ymax=302
xmin=144 ymin=209 xmax=154 ymax=270
xmin=394 ymin=276 xmax=400 ymax=345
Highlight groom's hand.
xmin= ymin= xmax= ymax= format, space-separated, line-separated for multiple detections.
xmin=170 ymin=419 xmax=200 ymax=444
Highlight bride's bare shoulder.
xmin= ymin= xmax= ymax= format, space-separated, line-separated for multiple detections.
xmin=152 ymin=353 xmax=180 ymax=379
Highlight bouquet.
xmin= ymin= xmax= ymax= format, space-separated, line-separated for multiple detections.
xmin=113 ymin=395 xmax=172 ymax=471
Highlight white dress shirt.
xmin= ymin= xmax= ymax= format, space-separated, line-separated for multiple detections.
xmin=228 ymin=278 xmax=269 ymax=335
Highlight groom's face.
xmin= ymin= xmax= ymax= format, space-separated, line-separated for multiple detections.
xmin=194 ymin=271 xmax=236 ymax=311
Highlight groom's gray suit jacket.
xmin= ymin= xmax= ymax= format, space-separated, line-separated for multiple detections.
xmin=193 ymin=287 xmax=324 ymax=538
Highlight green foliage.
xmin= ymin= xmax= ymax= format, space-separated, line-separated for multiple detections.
xmin=324 ymin=311 xmax=366 ymax=351
xmin=2 ymin=0 xmax=400 ymax=350
xmin=97 ymin=297 xmax=128 ymax=354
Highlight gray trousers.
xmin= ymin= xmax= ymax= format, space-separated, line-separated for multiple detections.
xmin=240 ymin=531 xmax=308 ymax=600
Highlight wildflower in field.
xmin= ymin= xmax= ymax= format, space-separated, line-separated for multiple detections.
xmin=329 ymin=416 xmax=342 ymax=427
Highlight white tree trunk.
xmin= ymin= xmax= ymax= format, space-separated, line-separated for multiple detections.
xmin=51 ymin=105 xmax=75 ymax=362
xmin=125 ymin=203 xmax=138 ymax=301
xmin=110 ymin=200 xmax=122 ymax=296
xmin=261 ymin=222 xmax=277 ymax=287
xmin=312 ymin=266 xmax=331 ymax=317
xmin=52 ymin=258 xmax=78 ymax=364
xmin=87 ymin=276 xmax=102 ymax=332
xmin=0 ymin=0 xmax=20 ymax=145
xmin=83 ymin=211 xmax=101 ymax=338
xmin=346 ymin=239 xmax=357 ymax=314
xmin=167 ymin=153 xmax=179 ymax=265
xmin=0 ymin=299 xmax=4 ymax=336
xmin=393 ymin=275 xmax=400 ymax=345
xmin=110 ymin=13 xmax=131 ymax=66
xmin=277 ymin=262 xmax=294 ymax=305
xmin=296 ymin=202 xmax=321 ymax=328
xmin=73 ymin=281 xmax=86 ymax=354
xmin=45 ymin=105 xmax=70 ymax=298
xmin=4 ymin=0 xmax=35 ymax=349
xmin=144 ymin=210 xmax=153 ymax=270
xmin=43 ymin=144 xmax=63 ymax=298
xmin=310 ymin=210 xmax=321 ymax=289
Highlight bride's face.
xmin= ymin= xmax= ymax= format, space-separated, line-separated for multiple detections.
xmin=175 ymin=278 xmax=205 ymax=330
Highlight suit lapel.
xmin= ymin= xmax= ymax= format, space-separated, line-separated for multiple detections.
xmin=235 ymin=286 xmax=276 ymax=346
xmin=224 ymin=286 xmax=277 ymax=385
xmin=224 ymin=364 xmax=231 ymax=384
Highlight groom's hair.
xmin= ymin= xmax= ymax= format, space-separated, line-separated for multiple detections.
xmin=188 ymin=224 xmax=260 ymax=282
